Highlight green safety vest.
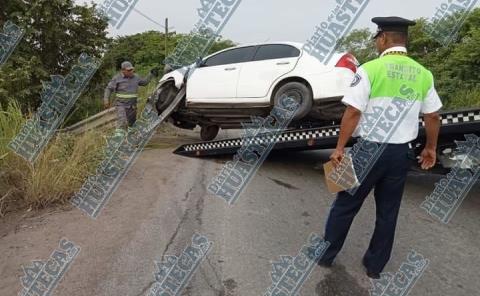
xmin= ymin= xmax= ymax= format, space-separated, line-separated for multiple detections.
xmin=347 ymin=52 xmax=441 ymax=144
xmin=362 ymin=53 xmax=433 ymax=102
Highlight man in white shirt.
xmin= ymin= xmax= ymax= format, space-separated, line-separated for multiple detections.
xmin=318 ymin=17 xmax=442 ymax=279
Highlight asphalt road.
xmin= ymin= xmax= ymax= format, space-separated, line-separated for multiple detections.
xmin=1 ymin=129 xmax=479 ymax=296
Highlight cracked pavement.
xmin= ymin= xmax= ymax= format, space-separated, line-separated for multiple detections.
xmin=0 ymin=129 xmax=479 ymax=296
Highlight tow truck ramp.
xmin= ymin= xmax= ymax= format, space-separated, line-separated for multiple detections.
xmin=173 ymin=108 xmax=480 ymax=157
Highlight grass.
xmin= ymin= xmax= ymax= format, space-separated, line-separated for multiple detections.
xmin=0 ymin=70 xmax=159 ymax=216
xmin=0 ymin=100 xmax=105 ymax=216
xmin=0 ymin=91 xmax=178 ymax=216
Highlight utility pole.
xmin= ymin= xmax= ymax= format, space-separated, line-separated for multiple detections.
xmin=132 ymin=8 xmax=174 ymax=59
xmin=165 ymin=18 xmax=169 ymax=57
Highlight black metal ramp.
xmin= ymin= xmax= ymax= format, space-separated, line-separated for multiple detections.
xmin=173 ymin=108 xmax=480 ymax=157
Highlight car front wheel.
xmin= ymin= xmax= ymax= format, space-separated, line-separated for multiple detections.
xmin=273 ymin=82 xmax=313 ymax=120
xmin=155 ymin=81 xmax=179 ymax=114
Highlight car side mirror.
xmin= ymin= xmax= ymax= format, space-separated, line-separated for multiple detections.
xmin=195 ymin=57 xmax=204 ymax=67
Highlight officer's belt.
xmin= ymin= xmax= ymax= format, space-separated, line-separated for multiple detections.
xmin=116 ymin=93 xmax=138 ymax=99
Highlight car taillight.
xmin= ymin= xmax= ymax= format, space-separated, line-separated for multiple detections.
xmin=335 ymin=53 xmax=359 ymax=73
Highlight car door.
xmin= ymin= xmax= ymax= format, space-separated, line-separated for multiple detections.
xmin=187 ymin=46 xmax=256 ymax=100
xmin=237 ymin=44 xmax=300 ymax=98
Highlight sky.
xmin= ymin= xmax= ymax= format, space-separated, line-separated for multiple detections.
xmin=75 ymin=0 xmax=449 ymax=43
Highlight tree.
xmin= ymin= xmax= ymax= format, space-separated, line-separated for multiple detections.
xmin=207 ymin=38 xmax=236 ymax=55
xmin=338 ymin=8 xmax=480 ymax=109
xmin=412 ymin=9 xmax=480 ymax=107
xmin=337 ymin=28 xmax=377 ymax=65
xmin=101 ymin=31 xmax=236 ymax=72
xmin=0 ymin=0 xmax=110 ymax=113
xmin=68 ymin=31 xmax=236 ymax=125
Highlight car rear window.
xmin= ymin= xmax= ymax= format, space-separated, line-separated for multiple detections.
xmin=253 ymin=44 xmax=300 ymax=61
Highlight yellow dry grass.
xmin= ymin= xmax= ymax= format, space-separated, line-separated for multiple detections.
xmin=0 ymin=101 xmax=105 ymax=216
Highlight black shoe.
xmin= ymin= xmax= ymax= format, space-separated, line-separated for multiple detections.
xmin=366 ymin=271 xmax=381 ymax=279
xmin=317 ymin=260 xmax=333 ymax=268
xmin=362 ymin=258 xmax=380 ymax=279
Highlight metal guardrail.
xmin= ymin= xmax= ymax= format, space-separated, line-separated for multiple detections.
xmin=59 ymin=107 xmax=117 ymax=135
xmin=60 ymin=79 xmax=177 ymax=135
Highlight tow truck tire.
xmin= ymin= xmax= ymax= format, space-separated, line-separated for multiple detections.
xmin=156 ymin=81 xmax=178 ymax=114
xmin=200 ymin=125 xmax=219 ymax=141
xmin=273 ymin=82 xmax=313 ymax=120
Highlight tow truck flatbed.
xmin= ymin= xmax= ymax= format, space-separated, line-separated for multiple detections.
xmin=173 ymin=108 xmax=480 ymax=158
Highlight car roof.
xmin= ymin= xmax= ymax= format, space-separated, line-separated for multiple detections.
xmin=203 ymin=42 xmax=304 ymax=59
xmin=238 ymin=41 xmax=304 ymax=48
xmin=198 ymin=41 xmax=347 ymax=67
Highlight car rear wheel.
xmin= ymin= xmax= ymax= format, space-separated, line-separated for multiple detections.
xmin=200 ymin=125 xmax=219 ymax=141
xmin=273 ymin=82 xmax=313 ymax=120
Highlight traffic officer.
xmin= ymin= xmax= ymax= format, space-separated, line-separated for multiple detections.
xmin=103 ymin=61 xmax=159 ymax=130
xmin=318 ymin=17 xmax=443 ymax=279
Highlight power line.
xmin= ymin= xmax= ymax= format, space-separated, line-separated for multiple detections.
xmin=132 ymin=8 xmax=174 ymax=30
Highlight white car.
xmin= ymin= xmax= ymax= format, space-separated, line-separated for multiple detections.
xmin=154 ymin=42 xmax=359 ymax=141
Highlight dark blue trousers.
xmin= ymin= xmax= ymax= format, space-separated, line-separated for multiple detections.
xmin=322 ymin=142 xmax=410 ymax=273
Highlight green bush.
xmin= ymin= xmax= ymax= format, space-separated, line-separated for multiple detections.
xmin=443 ymin=87 xmax=480 ymax=111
